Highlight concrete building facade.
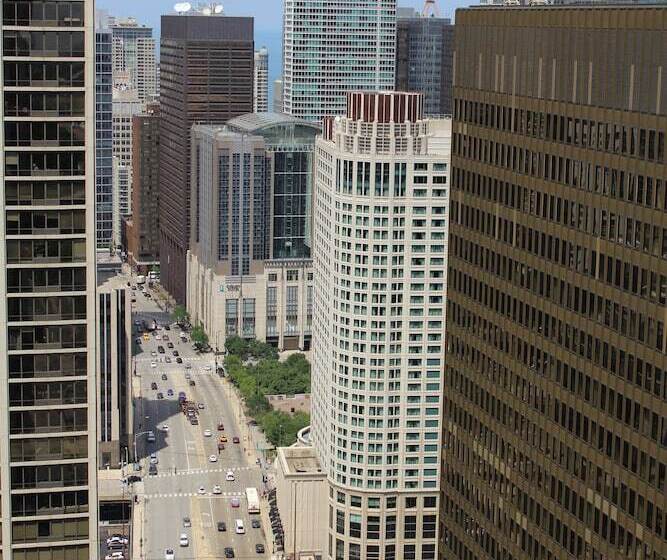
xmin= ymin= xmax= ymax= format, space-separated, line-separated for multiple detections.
xmin=311 ymin=92 xmax=451 ymax=560
xmin=97 ymin=280 xmax=132 ymax=469
xmin=159 ymin=14 xmax=254 ymax=304
xmin=282 ymin=0 xmax=397 ymax=122
xmin=0 ymin=0 xmax=99 ymax=555
xmin=254 ymin=47 xmax=269 ymax=113
xmin=395 ymin=10 xmax=454 ymax=116
xmin=442 ymin=6 xmax=667 ymax=560
xmin=126 ymin=102 xmax=161 ymax=272
xmin=274 ymin=78 xmax=284 ymax=113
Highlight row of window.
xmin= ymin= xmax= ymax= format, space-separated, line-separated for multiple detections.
xmin=3 ymin=60 xmax=84 ymax=87
xmin=454 ymin=98 xmax=666 ymax=164
xmin=9 ymin=408 xmax=87 ymax=435
xmin=3 ymin=31 xmax=85 ymax=57
xmin=8 ymin=324 xmax=87 ymax=351
xmin=7 ymin=267 xmax=86 ymax=294
xmin=12 ymin=517 xmax=89 ymax=544
xmin=11 ymin=489 xmax=88 ymax=517
xmin=9 ymin=380 xmax=87 ymax=408
xmin=11 ymin=462 xmax=87 ymax=490
xmin=10 ymin=434 xmax=88 ymax=463
xmin=6 ymin=238 xmax=86 ymax=264
xmin=6 ymin=209 xmax=86 ymax=235
xmin=5 ymin=180 xmax=85 ymax=206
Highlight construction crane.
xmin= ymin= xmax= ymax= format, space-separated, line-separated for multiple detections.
xmin=422 ymin=0 xmax=441 ymax=17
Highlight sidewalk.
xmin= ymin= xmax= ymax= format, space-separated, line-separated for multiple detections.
xmin=131 ymin=482 xmax=145 ymax=560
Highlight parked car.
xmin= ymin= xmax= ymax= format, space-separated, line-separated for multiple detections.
xmin=217 ymin=521 xmax=226 ymax=532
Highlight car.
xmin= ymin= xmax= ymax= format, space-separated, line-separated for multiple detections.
xmin=151 ymin=351 xmax=157 ymax=357
xmin=167 ymin=342 xmax=174 ymax=349
xmin=176 ymin=357 xmax=183 ymax=363
xmin=255 ymin=544 xmax=265 ymax=554
xmin=183 ymin=517 xmax=191 ymax=528
xmin=151 ymin=382 xmax=158 ymax=390
xmin=217 ymin=423 xmax=225 ymax=431
xmin=134 ymin=320 xmax=141 ymax=326
xmin=230 ymin=497 xmax=240 ymax=508
xmin=135 ymin=338 xmax=142 ymax=344
xmin=156 ymin=392 xmax=164 ymax=399
xmin=219 ymin=435 xmax=227 ymax=443
xmin=173 ymin=350 xmax=179 ymax=356
xmin=164 ymin=549 xmax=175 ymax=560
xmin=217 ymin=442 xmax=225 ymax=451
xmin=163 ymin=335 xmax=169 ymax=341
xmin=198 ymin=486 xmax=206 ymax=495
xmin=145 ymin=293 xmax=152 ymax=299
xmin=143 ymin=334 xmax=150 ymax=341
xmin=165 ymin=325 xmax=171 ymax=331
xmin=185 ymin=363 xmax=192 ymax=369
xmin=217 ymin=521 xmax=226 ymax=532
xmin=104 ymin=552 xmax=125 ymax=560
xmin=190 ymin=417 xmax=199 ymax=425
xmin=225 ymin=470 xmax=235 ymax=481
xmin=106 ymin=535 xmax=129 ymax=546
xmin=148 ymin=464 xmax=158 ymax=476
xmin=161 ymin=424 xmax=169 ymax=432
xmin=179 ymin=534 xmax=189 ymax=547
xmin=158 ymin=346 xmax=165 ymax=354
xmin=150 ymin=452 xmax=158 ymax=464
xmin=131 ymin=297 xmax=137 ymax=303
xmin=150 ymin=361 xmax=157 ymax=368
xmin=251 ymin=519 xmax=261 ymax=529
xmin=184 ymin=372 xmax=191 ymax=380
xmin=167 ymin=389 xmax=174 ymax=396
xmin=189 ymin=379 xmax=195 ymax=386
xmin=161 ymin=373 xmax=168 ymax=381
xmin=203 ymin=429 xmax=212 ymax=437
xmin=124 ymin=474 xmax=142 ymax=484
xmin=232 ymin=437 xmax=240 ymax=444
xmin=203 ymin=365 xmax=212 ymax=371
xmin=224 ymin=548 xmax=235 ymax=558
xmin=213 ymin=485 xmax=221 ymax=494
xmin=198 ymin=403 xmax=205 ymax=410
xmin=165 ymin=357 xmax=172 ymax=363
xmin=209 ymin=455 xmax=217 ymax=462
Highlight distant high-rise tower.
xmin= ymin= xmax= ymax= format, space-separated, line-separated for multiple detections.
xmin=442 ymin=6 xmax=667 ymax=560
xmin=312 ymin=91 xmax=451 ymax=560
xmin=96 ymin=28 xmax=114 ymax=248
xmin=273 ymin=77 xmax=283 ymax=113
xmin=110 ymin=17 xmax=157 ymax=102
xmin=282 ymin=0 xmax=396 ymax=122
xmin=254 ymin=47 xmax=269 ymax=112
xmin=159 ymin=13 xmax=254 ymax=304
xmin=395 ymin=7 xmax=453 ymax=116
xmin=1 ymin=0 xmax=98 ymax=555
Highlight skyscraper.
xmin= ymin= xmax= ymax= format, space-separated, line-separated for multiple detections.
xmin=254 ymin=46 xmax=269 ymax=113
xmin=395 ymin=8 xmax=454 ymax=116
xmin=274 ymin=77 xmax=284 ymax=113
xmin=312 ymin=91 xmax=451 ymax=560
xmin=96 ymin=28 xmax=114 ymax=249
xmin=159 ymin=13 xmax=254 ymax=304
xmin=282 ymin=0 xmax=396 ymax=122
xmin=126 ymin=102 xmax=161 ymax=272
xmin=1 ymin=0 xmax=98 ymax=555
xmin=442 ymin=6 xmax=667 ymax=560
xmin=110 ymin=17 xmax=157 ymax=103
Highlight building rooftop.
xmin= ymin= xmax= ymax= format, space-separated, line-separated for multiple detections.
xmin=278 ymin=446 xmax=324 ymax=476
xmin=226 ymin=112 xmax=321 ymax=150
xmin=227 ymin=112 xmax=317 ymax=132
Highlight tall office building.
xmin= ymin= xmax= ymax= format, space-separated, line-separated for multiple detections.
xmin=312 ymin=92 xmax=451 ymax=560
xmin=96 ymin=28 xmax=114 ymax=248
xmin=112 ymin=86 xmax=143 ymax=242
xmin=254 ymin=47 xmax=269 ymax=113
xmin=395 ymin=9 xmax=454 ymax=116
xmin=442 ymin=6 xmax=667 ymax=560
xmin=110 ymin=17 xmax=157 ymax=103
xmin=159 ymin=13 xmax=254 ymax=304
xmin=1 ymin=0 xmax=98 ymax=556
xmin=187 ymin=114 xmax=320 ymax=351
xmin=126 ymin=102 xmax=161 ymax=272
xmin=282 ymin=0 xmax=396 ymax=122
xmin=273 ymin=77 xmax=283 ymax=113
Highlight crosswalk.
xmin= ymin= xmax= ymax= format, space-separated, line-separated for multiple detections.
xmin=144 ymin=490 xmax=243 ymax=499
xmin=152 ymin=465 xmax=254 ymax=479
xmin=134 ymin=356 xmax=207 ymax=363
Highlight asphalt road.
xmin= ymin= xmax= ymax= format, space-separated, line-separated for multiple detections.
xmin=131 ymin=285 xmax=267 ymax=560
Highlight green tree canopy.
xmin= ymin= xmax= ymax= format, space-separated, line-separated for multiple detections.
xmin=171 ymin=305 xmax=189 ymax=326
xmin=191 ymin=324 xmax=209 ymax=348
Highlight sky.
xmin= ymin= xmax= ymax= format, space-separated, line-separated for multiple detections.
xmin=97 ymin=0 xmax=470 ymax=97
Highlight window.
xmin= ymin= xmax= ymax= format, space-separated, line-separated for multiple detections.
xmin=268 ymin=273 xmax=277 ymax=282
xmin=385 ymin=515 xmax=396 ymax=539
xmin=349 ymin=544 xmax=361 ymax=560
xmin=403 ymin=544 xmax=416 ymax=560
xmin=405 ymin=496 xmax=417 ymax=508
xmin=350 ymin=495 xmax=361 ymax=508
xmin=286 ymin=269 xmax=299 ymax=281
xmin=423 ymin=515 xmax=437 ymax=538
xmin=422 ymin=544 xmax=436 ymax=560
xmin=424 ymin=496 xmax=437 ymax=508
xmin=404 ymin=515 xmax=417 ymax=539
xmin=336 ymin=510 xmax=344 ymax=534
xmin=367 ymin=516 xmax=380 ymax=539
xmin=349 ymin=514 xmax=362 ymax=538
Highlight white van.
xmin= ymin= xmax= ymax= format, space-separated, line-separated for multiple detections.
xmin=146 ymin=431 xmax=155 ymax=443
xmin=235 ymin=519 xmax=245 ymax=534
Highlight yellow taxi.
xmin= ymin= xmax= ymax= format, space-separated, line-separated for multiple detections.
xmin=219 ymin=435 xmax=228 ymax=443
xmin=143 ymin=334 xmax=150 ymax=341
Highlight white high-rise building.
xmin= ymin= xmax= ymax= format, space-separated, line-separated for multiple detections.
xmin=282 ymin=0 xmax=396 ymax=122
xmin=254 ymin=47 xmax=269 ymax=112
xmin=110 ymin=17 xmax=157 ymax=103
xmin=312 ymin=91 xmax=451 ymax=560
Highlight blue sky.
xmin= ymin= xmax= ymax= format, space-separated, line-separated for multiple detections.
xmin=97 ymin=0 xmax=469 ymax=92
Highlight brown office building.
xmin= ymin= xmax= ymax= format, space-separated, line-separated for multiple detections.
xmin=126 ymin=102 xmax=160 ymax=271
xmin=443 ymin=6 xmax=667 ymax=560
xmin=159 ymin=14 xmax=254 ymax=303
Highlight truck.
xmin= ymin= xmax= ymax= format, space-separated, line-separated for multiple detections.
xmin=245 ymin=487 xmax=260 ymax=514
xmin=136 ymin=275 xmax=146 ymax=285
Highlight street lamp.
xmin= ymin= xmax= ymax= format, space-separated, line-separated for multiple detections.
xmin=132 ymin=431 xmax=153 ymax=465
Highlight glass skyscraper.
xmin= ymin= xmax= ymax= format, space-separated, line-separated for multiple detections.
xmin=96 ymin=29 xmax=113 ymax=249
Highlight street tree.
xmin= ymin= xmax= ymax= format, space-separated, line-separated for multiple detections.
xmin=172 ymin=305 xmax=189 ymax=326
xmin=191 ymin=324 xmax=209 ymax=349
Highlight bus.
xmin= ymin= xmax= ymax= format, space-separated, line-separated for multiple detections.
xmin=245 ymin=487 xmax=260 ymax=514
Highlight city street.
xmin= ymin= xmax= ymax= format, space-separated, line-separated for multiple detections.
xmin=130 ymin=282 xmax=268 ymax=560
